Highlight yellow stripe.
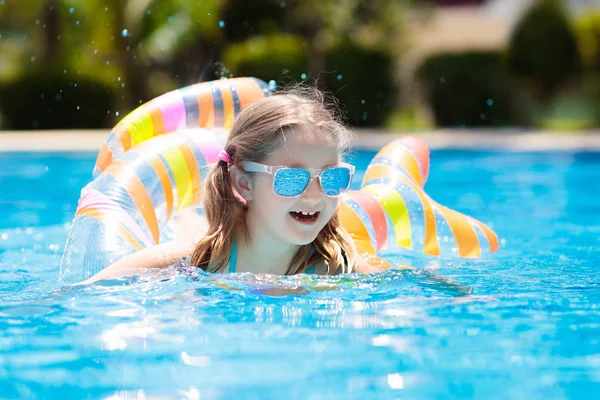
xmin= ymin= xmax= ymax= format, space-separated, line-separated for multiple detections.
xmin=129 ymin=108 xmax=154 ymax=147
xmin=221 ymin=86 xmax=235 ymax=129
xmin=161 ymin=146 xmax=193 ymax=211
xmin=363 ymin=164 xmax=440 ymax=256
xmin=363 ymin=184 xmax=411 ymax=249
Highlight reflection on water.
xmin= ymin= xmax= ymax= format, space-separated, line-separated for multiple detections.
xmin=1 ymin=150 xmax=600 ymax=398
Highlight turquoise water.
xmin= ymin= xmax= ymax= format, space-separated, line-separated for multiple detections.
xmin=1 ymin=149 xmax=599 ymax=399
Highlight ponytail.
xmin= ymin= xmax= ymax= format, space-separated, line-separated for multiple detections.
xmin=190 ymin=148 xmax=245 ymax=272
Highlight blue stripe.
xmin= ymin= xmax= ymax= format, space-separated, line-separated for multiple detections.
xmin=181 ymin=88 xmax=199 ymax=128
xmin=211 ymin=83 xmax=224 ymax=127
xmin=252 ymin=77 xmax=272 ymax=97
xmin=230 ymin=85 xmax=241 ymax=117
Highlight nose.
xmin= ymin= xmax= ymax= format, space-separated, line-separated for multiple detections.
xmin=300 ymin=177 xmax=322 ymax=204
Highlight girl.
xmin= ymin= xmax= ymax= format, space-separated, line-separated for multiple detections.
xmin=81 ymin=88 xmax=385 ymax=284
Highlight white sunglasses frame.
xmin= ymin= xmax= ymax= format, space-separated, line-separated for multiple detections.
xmin=240 ymin=161 xmax=355 ymax=198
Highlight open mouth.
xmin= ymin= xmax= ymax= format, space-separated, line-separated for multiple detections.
xmin=289 ymin=211 xmax=320 ymax=222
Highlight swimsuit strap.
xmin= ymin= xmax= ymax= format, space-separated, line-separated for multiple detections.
xmin=229 ymin=239 xmax=237 ymax=273
xmin=305 ymin=246 xmax=317 ymax=274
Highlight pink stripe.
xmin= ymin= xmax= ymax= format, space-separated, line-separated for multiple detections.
xmin=158 ymin=94 xmax=186 ymax=134
xmin=77 ymin=188 xmax=155 ymax=248
xmin=186 ymin=130 xmax=226 ymax=164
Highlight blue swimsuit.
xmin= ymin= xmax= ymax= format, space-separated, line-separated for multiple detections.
xmin=229 ymin=240 xmax=316 ymax=274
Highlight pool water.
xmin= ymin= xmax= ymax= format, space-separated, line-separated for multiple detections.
xmin=1 ymin=149 xmax=599 ymax=399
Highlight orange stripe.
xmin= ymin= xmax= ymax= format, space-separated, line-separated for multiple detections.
xmin=178 ymin=143 xmax=202 ymax=208
xmin=233 ymin=78 xmax=267 ymax=109
xmin=76 ymin=208 xmax=144 ymax=251
xmin=433 ymin=203 xmax=481 ymax=257
xmin=363 ymin=164 xmax=440 ymax=256
xmin=220 ymin=85 xmax=235 ymax=129
xmin=472 ymin=218 xmax=500 ymax=253
xmin=377 ymin=143 xmax=423 ymax=187
xmin=149 ymin=156 xmax=174 ymax=220
xmin=95 ymin=143 xmax=113 ymax=173
xmin=338 ymin=201 xmax=376 ymax=255
xmin=149 ymin=103 xmax=165 ymax=137
xmin=106 ymin=160 xmax=159 ymax=244
xmin=115 ymin=125 xmax=132 ymax=151
xmin=197 ymin=88 xmax=215 ymax=128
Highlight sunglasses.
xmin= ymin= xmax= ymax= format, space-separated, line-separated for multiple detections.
xmin=240 ymin=161 xmax=355 ymax=197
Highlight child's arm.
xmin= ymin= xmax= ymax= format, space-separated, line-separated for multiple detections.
xmin=77 ymin=240 xmax=195 ymax=285
xmin=353 ymin=252 xmax=411 ymax=273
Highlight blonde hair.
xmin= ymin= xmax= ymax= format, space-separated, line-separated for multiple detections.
xmin=190 ymin=87 xmax=358 ymax=275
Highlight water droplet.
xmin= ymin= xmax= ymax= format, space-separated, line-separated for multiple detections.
xmin=30 ymin=56 xmax=36 ymax=62
xmin=104 ymin=7 xmax=108 ymax=11
xmin=487 ymin=98 xmax=494 ymax=107
xmin=268 ymin=80 xmax=277 ymax=90
xmin=281 ymin=2 xmax=286 ymax=7
xmin=76 ymin=20 xmax=80 ymax=25
xmin=94 ymin=49 xmax=98 ymax=54
xmin=301 ymin=73 xmax=307 ymax=79
xmin=36 ymin=20 xmax=40 ymax=25
xmin=219 ymin=20 xmax=225 ymax=28
xmin=121 ymin=83 xmax=125 ymax=88
xmin=440 ymin=77 xmax=445 ymax=83
xmin=74 ymin=83 xmax=78 ymax=87
xmin=121 ymin=29 xmax=129 ymax=37
xmin=115 ymin=111 xmax=120 ymax=116
xmin=337 ymin=74 xmax=343 ymax=80
xmin=63 ymin=69 xmax=67 ymax=74
xmin=361 ymin=99 xmax=366 ymax=104
xmin=69 ymin=7 xmax=74 ymax=14
xmin=117 ymin=77 xmax=121 ymax=81
xmin=168 ymin=16 xmax=174 ymax=23
xmin=76 ymin=106 xmax=80 ymax=110
xmin=106 ymin=60 xmax=110 ymax=65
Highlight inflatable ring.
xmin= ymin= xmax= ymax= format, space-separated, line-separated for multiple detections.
xmin=60 ymin=77 xmax=498 ymax=283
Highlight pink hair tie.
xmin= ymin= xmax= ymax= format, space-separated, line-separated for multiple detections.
xmin=218 ymin=149 xmax=233 ymax=164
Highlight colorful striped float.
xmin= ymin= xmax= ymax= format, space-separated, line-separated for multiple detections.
xmin=60 ymin=77 xmax=498 ymax=282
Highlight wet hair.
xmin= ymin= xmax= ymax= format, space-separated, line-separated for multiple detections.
xmin=190 ymin=86 xmax=358 ymax=274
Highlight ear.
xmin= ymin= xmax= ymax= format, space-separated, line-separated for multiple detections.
xmin=229 ymin=165 xmax=253 ymax=202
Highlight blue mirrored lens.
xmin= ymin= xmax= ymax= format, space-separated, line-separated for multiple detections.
xmin=321 ymin=167 xmax=351 ymax=196
xmin=273 ymin=168 xmax=311 ymax=197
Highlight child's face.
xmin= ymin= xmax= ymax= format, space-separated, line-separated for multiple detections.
xmin=247 ymin=129 xmax=341 ymax=246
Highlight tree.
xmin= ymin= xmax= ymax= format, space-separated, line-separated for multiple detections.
xmin=278 ymin=0 xmax=419 ymax=89
xmin=506 ymin=0 xmax=581 ymax=99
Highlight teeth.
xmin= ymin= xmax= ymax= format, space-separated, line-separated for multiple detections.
xmin=296 ymin=211 xmax=317 ymax=216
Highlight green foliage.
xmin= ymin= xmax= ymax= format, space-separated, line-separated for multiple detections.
xmin=223 ymin=34 xmax=309 ymax=81
xmin=0 ymin=73 xmax=115 ymax=129
xmin=506 ymin=0 xmax=581 ymax=97
xmin=325 ymin=47 xmax=396 ymax=127
xmin=223 ymin=35 xmax=397 ymax=126
xmin=417 ymin=51 xmax=513 ymax=127
xmin=574 ymin=10 xmax=600 ymax=73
